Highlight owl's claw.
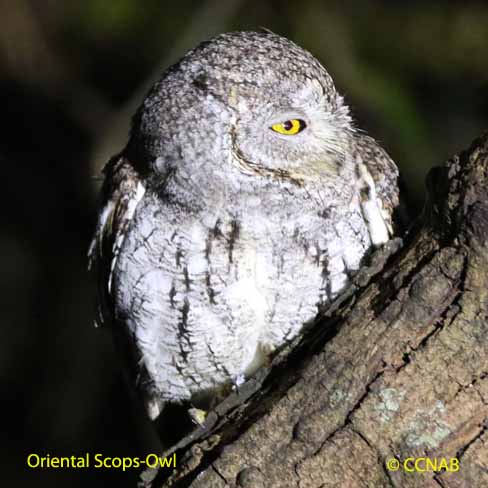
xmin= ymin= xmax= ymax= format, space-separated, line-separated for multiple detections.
xmin=188 ymin=407 xmax=207 ymax=426
xmin=233 ymin=374 xmax=246 ymax=389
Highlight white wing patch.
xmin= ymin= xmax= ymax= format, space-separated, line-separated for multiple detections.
xmin=108 ymin=181 xmax=146 ymax=292
xmin=356 ymin=161 xmax=390 ymax=246
xmin=88 ymin=201 xmax=114 ymax=268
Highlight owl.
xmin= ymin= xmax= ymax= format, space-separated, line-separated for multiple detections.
xmin=89 ymin=31 xmax=399 ymax=423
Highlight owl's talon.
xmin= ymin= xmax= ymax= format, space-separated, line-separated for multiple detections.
xmin=232 ymin=374 xmax=246 ymax=390
xmin=188 ymin=407 xmax=208 ymax=426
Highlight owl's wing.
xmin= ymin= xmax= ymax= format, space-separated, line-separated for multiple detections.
xmin=88 ymin=155 xmax=145 ymax=325
xmin=353 ymin=134 xmax=401 ymax=244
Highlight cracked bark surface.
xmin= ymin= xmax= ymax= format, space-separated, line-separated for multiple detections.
xmin=142 ymin=133 xmax=488 ymax=488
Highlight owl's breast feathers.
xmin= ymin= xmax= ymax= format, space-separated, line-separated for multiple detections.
xmin=88 ymin=141 xmax=399 ymax=304
xmin=89 ymin=140 xmax=399 ymax=416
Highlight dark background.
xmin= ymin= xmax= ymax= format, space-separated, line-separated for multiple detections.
xmin=3 ymin=1 xmax=488 ymax=486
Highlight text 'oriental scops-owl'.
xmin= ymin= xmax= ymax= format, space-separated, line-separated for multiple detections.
xmin=89 ymin=31 xmax=400 ymax=422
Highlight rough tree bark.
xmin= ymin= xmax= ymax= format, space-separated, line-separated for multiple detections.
xmin=141 ymin=133 xmax=488 ymax=488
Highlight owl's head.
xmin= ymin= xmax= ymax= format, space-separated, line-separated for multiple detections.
xmin=127 ymin=31 xmax=355 ymax=181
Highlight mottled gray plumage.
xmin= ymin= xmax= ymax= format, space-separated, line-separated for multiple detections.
xmin=89 ymin=31 xmax=399 ymax=421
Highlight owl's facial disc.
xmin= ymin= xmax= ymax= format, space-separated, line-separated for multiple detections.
xmin=230 ymin=77 xmax=353 ymax=179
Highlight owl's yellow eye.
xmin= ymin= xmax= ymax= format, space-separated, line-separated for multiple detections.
xmin=270 ymin=119 xmax=306 ymax=135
